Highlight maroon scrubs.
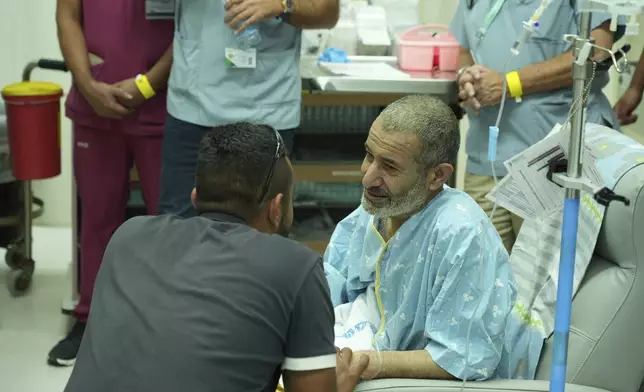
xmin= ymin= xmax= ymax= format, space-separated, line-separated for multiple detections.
xmin=65 ymin=0 xmax=173 ymax=322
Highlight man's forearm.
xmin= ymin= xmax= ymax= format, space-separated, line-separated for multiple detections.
xmin=56 ymin=0 xmax=92 ymax=91
xmin=516 ymin=52 xmax=574 ymax=95
xmin=629 ymin=50 xmax=644 ymax=91
xmin=363 ymin=350 xmax=456 ymax=380
xmin=287 ymin=0 xmax=339 ymax=29
xmin=458 ymin=48 xmax=475 ymax=69
xmin=146 ymin=45 xmax=173 ymax=91
xmin=516 ymin=23 xmax=614 ymax=96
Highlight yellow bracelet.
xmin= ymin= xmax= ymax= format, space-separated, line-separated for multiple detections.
xmin=135 ymin=74 xmax=156 ymax=99
xmin=506 ymin=71 xmax=523 ymax=103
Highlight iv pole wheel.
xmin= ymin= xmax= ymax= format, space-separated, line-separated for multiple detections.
xmin=5 ymin=251 xmax=34 ymax=297
xmin=4 ymin=179 xmax=37 ymax=297
xmin=4 ymin=242 xmax=25 ymax=269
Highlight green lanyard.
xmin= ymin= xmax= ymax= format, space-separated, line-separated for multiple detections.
xmin=476 ymin=0 xmax=508 ymax=41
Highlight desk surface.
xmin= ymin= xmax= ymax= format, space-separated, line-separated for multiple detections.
xmin=300 ymin=56 xmax=458 ymax=99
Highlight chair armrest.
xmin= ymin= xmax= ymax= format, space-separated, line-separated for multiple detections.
xmin=355 ymin=379 xmax=613 ymax=392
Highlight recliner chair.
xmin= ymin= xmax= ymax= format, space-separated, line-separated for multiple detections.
xmin=356 ymin=143 xmax=644 ymax=392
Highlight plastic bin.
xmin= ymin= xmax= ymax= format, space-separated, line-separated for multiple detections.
xmin=396 ymin=25 xmax=460 ymax=72
xmin=1 ymin=81 xmax=63 ymax=181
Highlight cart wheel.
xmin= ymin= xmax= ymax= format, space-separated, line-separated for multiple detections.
xmin=5 ymin=243 xmax=26 ymax=270
xmin=5 ymin=254 xmax=34 ymax=297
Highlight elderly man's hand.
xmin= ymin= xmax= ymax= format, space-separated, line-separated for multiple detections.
xmin=224 ymin=0 xmax=283 ymax=34
xmin=459 ymin=65 xmax=506 ymax=113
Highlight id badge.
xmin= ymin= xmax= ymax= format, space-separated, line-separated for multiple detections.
xmin=146 ymin=0 xmax=175 ymax=20
xmin=225 ymin=47 xmax=257 ymax=69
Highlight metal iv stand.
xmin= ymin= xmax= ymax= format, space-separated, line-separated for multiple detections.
xmin=546 ymin=9 xmax=633 ymax=392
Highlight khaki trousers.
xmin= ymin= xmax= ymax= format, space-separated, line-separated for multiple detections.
xmin=464 ymin=173 xmax=524 ymax=253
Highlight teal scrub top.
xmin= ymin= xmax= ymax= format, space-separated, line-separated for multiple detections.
xmin=449 ymin=0 xmax=622 ymax=177
xmin=167 ymin=0 xmax=302 ymax=130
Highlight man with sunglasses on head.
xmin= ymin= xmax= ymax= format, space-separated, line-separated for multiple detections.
xmin=63 ymin=123 xmax=367 ymax=392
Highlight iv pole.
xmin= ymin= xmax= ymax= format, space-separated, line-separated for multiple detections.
xmin=548 ymin=2 xmax=642 ymax=391
xmin=548 ymin=10 xmax=592 ymax=392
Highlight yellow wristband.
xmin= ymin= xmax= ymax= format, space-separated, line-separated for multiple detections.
xmin=506 ymin=71 xmax=523 ymax=103
xmin=134 ymin=74 xmax=156 ymax=99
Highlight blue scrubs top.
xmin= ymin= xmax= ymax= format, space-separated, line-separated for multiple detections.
xmin=449 ymin=0 xmax=622 ymax=177
xmin=167 ymin=0 xmax=302 ymax=130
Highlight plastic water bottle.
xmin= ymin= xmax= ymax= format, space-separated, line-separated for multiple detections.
xmin=223 ymin=0 xmax=261 ymax=49
xmin=236 ymin=25 xmax=262 ymax=50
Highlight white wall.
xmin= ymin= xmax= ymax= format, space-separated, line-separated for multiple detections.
xmin=0 ymin=0 xmax=73 ymax=227
xmin=0 ymin=2 xmax=642 ymax=226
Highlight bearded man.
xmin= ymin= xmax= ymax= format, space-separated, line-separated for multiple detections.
xmin=324 ymin=95 xmax=519 ymax=381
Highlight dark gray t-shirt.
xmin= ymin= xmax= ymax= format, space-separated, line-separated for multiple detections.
xmin=64 ymin=212 xmax=336 ymax=392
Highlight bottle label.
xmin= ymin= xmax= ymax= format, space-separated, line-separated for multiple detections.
xmin=225 ymin=47 xmax=257 ymax=69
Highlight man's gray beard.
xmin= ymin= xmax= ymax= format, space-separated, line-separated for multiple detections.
xmin=361 ymin=178 xmax=428 ymax=219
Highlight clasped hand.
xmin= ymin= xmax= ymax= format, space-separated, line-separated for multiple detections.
xmin=458 ymin=65 xmax=505 ymax=114
xmin=336 ymin=347 xmax=371 ymax=392
xmin=223 ymin=0 xmax=283 ymax=34
xmin=79 ymin=78 xmax=145 ymax=119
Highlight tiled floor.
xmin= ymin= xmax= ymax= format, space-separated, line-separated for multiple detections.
xmin=0 ymin=227 xmax=75 ymax=392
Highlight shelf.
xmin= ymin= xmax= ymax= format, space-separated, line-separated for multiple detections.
xmin=302 ymin=92 xmax=404 ymax=107
xmin=293 ymin=200 xmax=359 ymax=209
xmin=302 ymin=240 xmax=329 ymax=255
xmin=130 ymin=162 xmax=364 ymax=186
xmin=293 ymin=162 xmax=362 ymax=183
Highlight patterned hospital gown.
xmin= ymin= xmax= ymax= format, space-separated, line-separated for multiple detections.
xmin=324 ymin=187 xmax=517 ymax=380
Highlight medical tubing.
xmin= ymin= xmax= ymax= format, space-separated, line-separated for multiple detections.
xmin=460 ymin=219 xmax=487 ymax=391
xmin=550 ymin=198 xmax=580 ymax=392
xmin=487 ymin=55 xmax=514 ymax=223
xmin=371 ymin=338 xmax=384 ymax=381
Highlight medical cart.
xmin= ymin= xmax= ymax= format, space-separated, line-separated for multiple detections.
xmin=2 ymin=59 xmax=69 ymax=297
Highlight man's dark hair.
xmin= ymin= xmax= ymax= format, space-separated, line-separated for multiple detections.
xmin=195 ymin=123 xmax=291 ymax=219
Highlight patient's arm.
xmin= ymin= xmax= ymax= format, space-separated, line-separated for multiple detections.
xmin=323 ymin=263 xmax=349 ymax=306
xmin=360 ymin=350 xmax=455 ymax=380
xmin=323 ymin=209 xmax=363 ymax=306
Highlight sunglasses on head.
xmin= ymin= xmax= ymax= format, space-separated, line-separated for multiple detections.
xmin=257 ymin=128 xmax=284 ymax=203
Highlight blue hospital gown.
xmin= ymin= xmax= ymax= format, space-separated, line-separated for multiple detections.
xmin=324 ymin=187 xmax=517 ymax=380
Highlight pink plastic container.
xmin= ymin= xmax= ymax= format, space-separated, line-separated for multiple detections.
xmin=396 ymin=25 xmax=460 ymax=72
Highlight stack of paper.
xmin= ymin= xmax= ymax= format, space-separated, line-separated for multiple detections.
xmin=318 ymin=61 xmax=411 ymax=79
xmin=487 ymin=122 xmax=644 ymax=342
